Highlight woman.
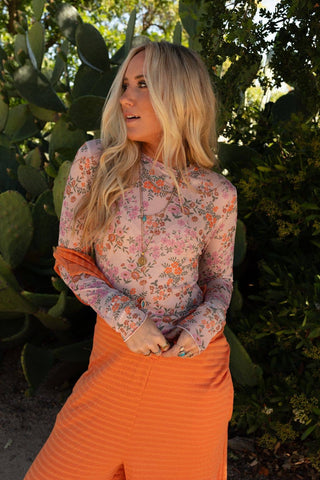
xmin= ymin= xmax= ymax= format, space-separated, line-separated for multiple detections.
xmin=24 ymin=41 xmax=237 ymax=480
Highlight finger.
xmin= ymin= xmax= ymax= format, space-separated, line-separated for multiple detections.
xmin=149 ymin=345 xmax=162 ymax=356
xmin=155 ymin=332 xmax=170 ymax=353
xmin=143 ymin=349 xmax=152 ymax=356
xmin=159 ymin=341 xmax=171 ymax=352
xmin=176 ymin=344 xmax=188 ymax=357
xmin=162 ymin=343 xmax=198 ymax=358
xmin=174 ymin=330 xmax=199 ymax=355
xmin=185 ymin=351 xmax=195 ymax=358
xmin=162 ymin=344 xmax=181 ymax=358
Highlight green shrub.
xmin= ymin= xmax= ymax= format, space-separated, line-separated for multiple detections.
xmin=203 ymin=0 xmax=320 ymax=464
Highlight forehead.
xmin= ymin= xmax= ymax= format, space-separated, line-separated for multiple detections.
xmin=123 ymin=50 xmax=146 ymax=79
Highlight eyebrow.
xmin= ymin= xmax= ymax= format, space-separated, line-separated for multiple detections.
xmin=123 ymin=74 xmax=145 ymax=81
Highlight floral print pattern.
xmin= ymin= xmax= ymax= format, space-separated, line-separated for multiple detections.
xmin=58 ymin=139 xmax=237 ymax=352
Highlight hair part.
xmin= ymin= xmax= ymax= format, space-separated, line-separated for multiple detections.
xmin=75 ymin=41 xmax=218 ymax=248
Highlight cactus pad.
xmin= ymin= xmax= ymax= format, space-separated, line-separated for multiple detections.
xmin=234 ymin=219 xmax=247 ymax=267
xmin=76 ymin=23 xmax=110 ymax=73
xmin=224 ymin=325 xmax=263 ymax=386
xmin=69 ymin=95 xmax=105 ymax=131
xmin=0 ymin=191 xmax=34 ymax=268
xmin=21 ymin=343 xmax=55 ymax=393
xmin=53 ymin=161 xmax=71 ymax=218
xmin=18 ymin=164 xmax=48 ymax=197
xmin=14 ymin=62 xmax=66 ymax=112
xmin=4 ymin=104 xmax=40 ymax=143
xmin=32 ymin=190 xmax=59 ymax=256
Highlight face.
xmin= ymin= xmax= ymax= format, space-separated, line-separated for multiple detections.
xmin=120 ymin=50 xmax=163 ymax=158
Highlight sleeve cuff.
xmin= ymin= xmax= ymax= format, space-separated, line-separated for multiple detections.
xmin=177 ymin=305 xmax=226 ymax=352
xmin=114 ymin=305 xmax=148 ymax=341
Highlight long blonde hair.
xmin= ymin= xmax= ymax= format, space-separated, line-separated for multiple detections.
xmin=75 ymin=41 xmax=218 ymax=247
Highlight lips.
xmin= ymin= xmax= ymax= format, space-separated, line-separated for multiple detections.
xmin=124 ymin=113 xmax=140 ymax=120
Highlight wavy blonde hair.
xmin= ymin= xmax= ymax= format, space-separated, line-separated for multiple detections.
xmin=76 ymin=41 xmax=218 ymax=247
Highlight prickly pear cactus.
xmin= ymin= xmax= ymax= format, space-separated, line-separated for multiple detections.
xmin=233 ymin=219 xmax=247 ymax=268
xmin=53 ymin=161 xmax=72 ymax=218
xmin=0 ymin=191 xmax=34 ymax=268
xmin=18 ymin=164 xmax=48 ymax=198
xmin=31 ymin=190 xmax=59 ymax=256
xmin=224 ymin=325 xmax=263 ymax=387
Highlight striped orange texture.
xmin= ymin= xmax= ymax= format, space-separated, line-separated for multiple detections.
xmin=24 ymin=315 xmax=233 ymax=480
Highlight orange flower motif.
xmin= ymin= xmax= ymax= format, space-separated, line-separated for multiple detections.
xmin=131 ymin=271 xmax=140 ymax=280
xmin=165 ymin=267 xmax=172 ymax=274
xmin=143 ymin=181 xmax=159 ymax=193
xmin=206 ymin=213 xmax=217 ymax=228
xmin=95 ymin=243 xmax=104 ymax=255
xmin=226 ymin=196 xmax=236 ymax=212
xmin=221 ymin=233 xmax=228 ymax=244
xmin=143 ymin=180 xmax=153 ymax=189
xmin=173 ymin=267 xmax=182 ymax=275
xmin=171 ymin=261 xmax=179 ymax=269
xmin=167 ymin=278 xmax=173 ymax=286
xmin=130 ymin=288 xmax=136 ymax=295
xmin=112 ymin=303 xmax=119 ymax=312
xmin=108 ymin=234 xmax=116 ymax=242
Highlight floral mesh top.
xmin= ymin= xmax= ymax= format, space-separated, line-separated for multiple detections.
xmin=58 ymin=139 xmax=237 ymax=352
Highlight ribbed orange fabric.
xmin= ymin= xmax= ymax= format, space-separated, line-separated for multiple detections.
xmin=53 ymin=245 xmax=113 ymax=290
xmin=24 ymin=315 xmax=233 ymax=480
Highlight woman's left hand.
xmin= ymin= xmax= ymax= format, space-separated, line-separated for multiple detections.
xmin=162 ymin=328 xmax=199 ymax=358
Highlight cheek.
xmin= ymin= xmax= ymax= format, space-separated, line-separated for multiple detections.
xmin=148 ymin=110 xmax=162 ymax=131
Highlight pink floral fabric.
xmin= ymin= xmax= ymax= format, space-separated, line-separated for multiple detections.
xmin=58 ymin=139 xmax=237 ymax=352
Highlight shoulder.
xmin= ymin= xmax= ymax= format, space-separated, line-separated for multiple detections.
xmin=70 ymin=139 xmax=103 ymax=178
xmin=188 ymin=166 xmax=237 ymax=200
xmin=66 ymin=139 xmax=103 ymax=194
xmin=74 ymin=139 xmax=103 ymax=167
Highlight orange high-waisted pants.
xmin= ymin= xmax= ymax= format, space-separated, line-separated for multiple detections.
xmin=24 ymin=315 xmax=233 ymax=480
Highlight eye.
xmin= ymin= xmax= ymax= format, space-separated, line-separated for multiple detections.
xmin=138 ymin=80 xmax=147 ymax=88
xmin=122 ymin=83 xmax=128 ymax=92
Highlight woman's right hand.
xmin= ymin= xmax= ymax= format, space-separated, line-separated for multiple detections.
xmin=125 ymin=316 xmax=170 ymax=356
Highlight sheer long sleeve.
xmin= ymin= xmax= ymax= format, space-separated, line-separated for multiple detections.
xmin=177 ymin=183 xmax=237 ymax=352
xmin=57 ymin=140 xmax=147 ymax=340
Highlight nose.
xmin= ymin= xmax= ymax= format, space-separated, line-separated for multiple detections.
xmin=120 ymin=88 xmax=134 ymax=107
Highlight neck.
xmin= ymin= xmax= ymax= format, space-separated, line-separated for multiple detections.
xmin=140 ymin=143 xmax=163 ymax=163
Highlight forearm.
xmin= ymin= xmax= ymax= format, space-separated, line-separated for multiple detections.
xmin=59 ymin=265 xmax=147 ymax=340
xmin=177 ymin=277 xmax=233 ymax=352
